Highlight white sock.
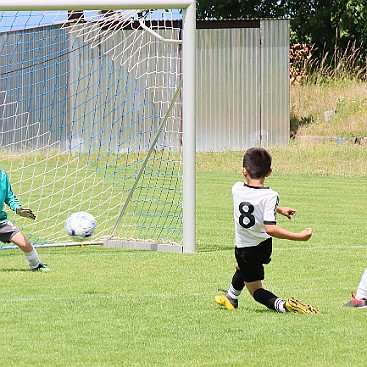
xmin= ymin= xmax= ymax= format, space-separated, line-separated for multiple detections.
xmin=24 ymin=246 xmax=41 ymax=269
xmin=355 ymin=268 xmax=367 ymax=300
xmin=227 ymin=284 xmax=241 ymax=299
xmin=274 ymin=298 xmax=287 ymax=313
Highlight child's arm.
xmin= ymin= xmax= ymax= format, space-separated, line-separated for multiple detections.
xmin=277 ymin=206 xmax=296 ymax=220
xmin=265 ymin=224 xmax=312 ymax=241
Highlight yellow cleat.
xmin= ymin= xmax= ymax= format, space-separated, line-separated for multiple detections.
xmin=215 ymin=294 xmax=238 ymax=310
xmin=285 ymin=297 xmax=318 ymax=315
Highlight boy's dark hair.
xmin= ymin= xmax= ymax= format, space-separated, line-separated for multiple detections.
xmin=243 ymin=147 xmax=272 ymax=179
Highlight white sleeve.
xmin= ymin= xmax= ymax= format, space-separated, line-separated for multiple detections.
xmin=263 ymin=193 xmax=279 ymax=224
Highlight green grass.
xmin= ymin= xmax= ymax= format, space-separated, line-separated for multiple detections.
xmin=1 ymin=146 xmax=367 ymax=366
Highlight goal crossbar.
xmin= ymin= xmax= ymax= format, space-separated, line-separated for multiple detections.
xmin=0 ymin=1 xmax=195 ymax=11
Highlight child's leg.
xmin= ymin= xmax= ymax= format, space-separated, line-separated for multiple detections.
xmin=246 ymin=281 xmax=287 ymax=312
xmin=246 ymin=281 xmax=317 ymax=314
xmin=226 ymin=267 xmax=245 ymax=299
xmin=355 ymin=268 xmax=367 ymax=300
xmin=215 ymin=267 xmax=245 ymax=310
xmin=11 ymin=231 xmax=41 ymax=269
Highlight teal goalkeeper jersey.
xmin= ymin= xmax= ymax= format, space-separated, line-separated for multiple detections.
xmin=0 ymin=170 xmax=21 ymax=223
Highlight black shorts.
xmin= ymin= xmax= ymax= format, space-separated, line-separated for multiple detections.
xmin=0 ymin=221 xmax=21 ymax=243
xmin=235 ymin=237 xmax=272 ymax=283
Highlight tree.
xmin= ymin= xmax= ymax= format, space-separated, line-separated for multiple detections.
xmin=196 ymin=0 xmax=289 ymax=19
xmin=196 ymin=0 xmax=367 ymax=66
xmin=333 ymin=0 xmax=367 ymax=54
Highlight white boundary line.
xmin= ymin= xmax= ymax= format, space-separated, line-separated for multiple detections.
xmin=0 ymin=291 xmax=194 ymax=303
xmin=198 ymin=245 xmax=367 ymax=254
xmin=276 ymin=245 xmax=367 ymax=251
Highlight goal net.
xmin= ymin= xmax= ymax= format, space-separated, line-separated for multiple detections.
xmin=0 ymin=2 xmax=196 ymax=252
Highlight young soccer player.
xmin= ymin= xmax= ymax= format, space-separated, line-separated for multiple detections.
xmin=0 ymin=169 xmax=50 ymax=271
xmin=343 ymin=268 xmax=367 ymax=308
xmin=215 ymin=147 xmax=318 ymax=314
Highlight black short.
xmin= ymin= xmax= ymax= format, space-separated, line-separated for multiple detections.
xmin=235 ymin=238 xmax=272 ymax=283
xmin=0 ymin=221 xmax=21 ymax=243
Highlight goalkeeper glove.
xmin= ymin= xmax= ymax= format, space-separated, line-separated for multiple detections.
xmin=16 ymin=207 xmax=36 ymax=220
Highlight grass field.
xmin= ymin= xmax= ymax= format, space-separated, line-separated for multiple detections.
xmin=1 ymin=143 xmax=367 ymax=366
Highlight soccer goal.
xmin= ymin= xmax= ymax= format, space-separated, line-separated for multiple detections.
xmin=0 ymin=1 xmax=196 ymax=252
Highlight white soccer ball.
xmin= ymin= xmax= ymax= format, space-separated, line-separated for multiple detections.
xmin=65 ymin=211 xmax=96 ymax=238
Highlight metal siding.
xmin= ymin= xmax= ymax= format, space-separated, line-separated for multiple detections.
xmin=260 ymin=19 xmax=290 ymax=147
xmin=0 ymin=23 xmax=182 ymax=153
xmin=196 ymin=19 xmax=289 ymax=151
xmin=196 ymin=27 xmax=261 ymax=151
xmin=68 ymin=26 xmax=182 ymax=154
xmin=0 ymin=19 xmax=289 ymax=153
xmin=0 ymin=26 xmax=69 ymax=150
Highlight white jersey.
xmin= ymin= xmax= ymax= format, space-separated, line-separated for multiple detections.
xmin=232 ymin=182 xmax=279 ymax=248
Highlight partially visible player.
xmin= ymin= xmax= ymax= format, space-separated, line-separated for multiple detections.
xmin=344 ymin=268 xmax=367 ymax=308
xmin=0 ymin=169 xmax=50 ymax=271
xmin=215 ymin=147 xmax=318 ymax=314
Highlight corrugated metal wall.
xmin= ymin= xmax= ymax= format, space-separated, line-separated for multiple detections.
xmin=0 ymin=19 xmax=289 ymax=153
xmin=67 ymin=24 xmax=182 ymax=154
xmin=0 ymin=26 xmax=69 ymax=149
xmin=0 ymin=23 xmax=182 ymax=153
xmin=196 ymin=19 xmax=289 ymax=151
xmin=260 ymin=19 xmax=290 ymax=147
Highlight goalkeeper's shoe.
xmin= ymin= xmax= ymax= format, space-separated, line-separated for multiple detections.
xmin=215 ymin=292 xmax=238 ymax=310
xmin=285 ymin=297 xmax=318 ymax=315
xmin=343 ymin=291 xmax=367 ymax=308
xmin=32 ymin=263 xmax=51 ymax=272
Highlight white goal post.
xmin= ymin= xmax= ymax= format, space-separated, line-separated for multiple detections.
xmin=0 ymin=1 xmax=196 ymax=252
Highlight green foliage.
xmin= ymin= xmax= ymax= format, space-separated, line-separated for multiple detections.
xmin=196 ymin=0 xmax=367 ymax=69
xmin=196 ymin=0 xmax=315 ymax=19
xmin=290 ymin=112 xmax=314 ymax=135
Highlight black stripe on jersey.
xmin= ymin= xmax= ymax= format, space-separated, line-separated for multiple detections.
xmin=244 ymin=184 xmax=270 ymax=189
xmin=264 ymin=221 xmax=276 ymax=225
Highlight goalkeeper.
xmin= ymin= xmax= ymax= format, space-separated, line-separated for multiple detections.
xmin=0 ymin=169 xmax=50 ymax=271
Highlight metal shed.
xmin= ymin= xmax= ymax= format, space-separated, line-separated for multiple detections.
xmin=196 ymin=19 xmax=290 ymax=151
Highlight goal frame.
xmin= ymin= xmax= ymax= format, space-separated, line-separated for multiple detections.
xmin=0 ymin=0 xmax=196 ymax=253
